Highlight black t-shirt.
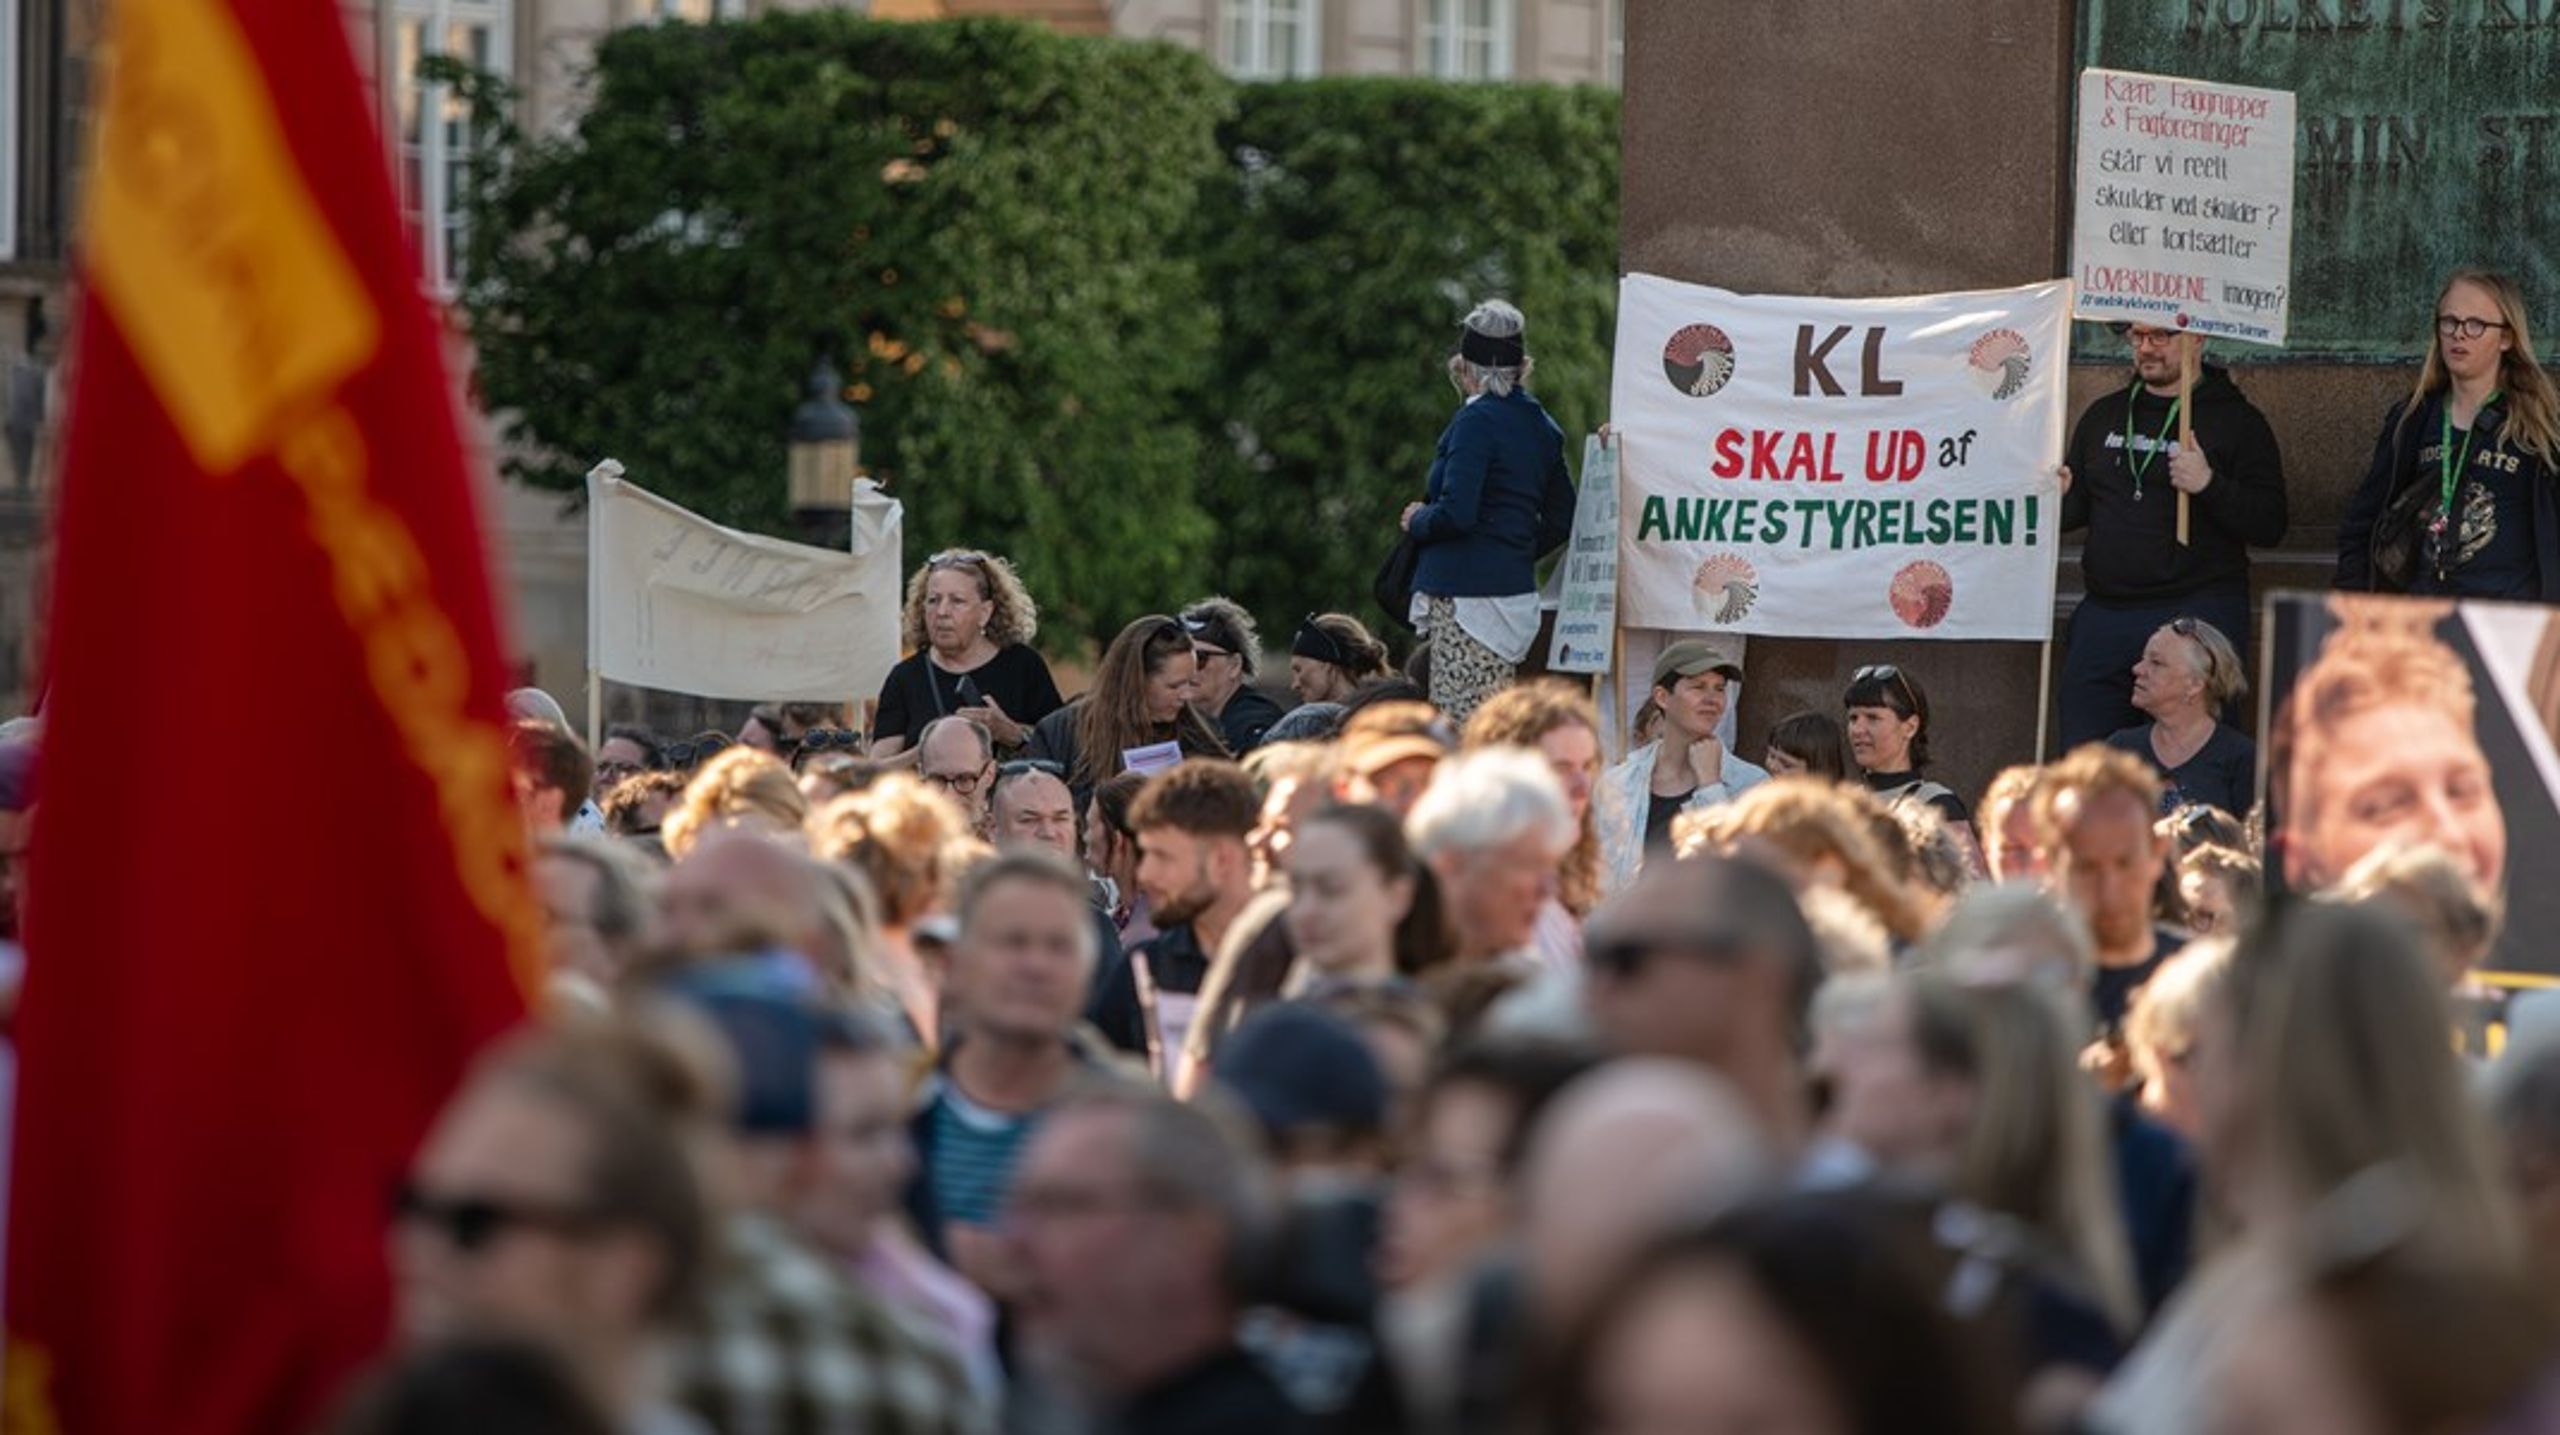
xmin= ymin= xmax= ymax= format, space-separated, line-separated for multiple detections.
xmin=871 ymin=644 xmax=1063 ymax=750
xmin=1219 ymin=687 xmax=1288 ymax=756
xmin=2415 ymin=420 xmax=2540 ymax=599
xmin=1864 ymin=770 xmax=1971 ymax=827
xmin=1644 ymin=787 xmax=1692 ymax=850
xmin=1112 ymin=1346 xmax=1305 ymax=1435
xmin=2093 ymin=927 xmax=2184 ymax=1035
xmin=2105 ymin=722 xmax=2257 ymax=817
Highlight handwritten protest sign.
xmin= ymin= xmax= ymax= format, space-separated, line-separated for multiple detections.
xmin=1548 ymin=433 xmax=1619 ymax=675
xmin=2073 ymin=68 xmax=2297 ymax=345
xmin=1612 ymin=275 xmax=2070 ymax=642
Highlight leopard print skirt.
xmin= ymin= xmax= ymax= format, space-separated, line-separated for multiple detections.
xmin=1425 ymin=595 xmax=1514 ymax=725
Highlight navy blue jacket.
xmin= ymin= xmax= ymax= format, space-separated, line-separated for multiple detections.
xmin=1408 ymin=388 xmax=1575 ymax=599
xmin=2336 ymin=392 xmax=2560 ymax=601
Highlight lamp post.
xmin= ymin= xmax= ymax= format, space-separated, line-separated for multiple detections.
xmin=786 ymin=357 xmax=861 ymax=548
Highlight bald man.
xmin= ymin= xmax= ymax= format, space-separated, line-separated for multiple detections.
xmin=1519 ymin=1060 xmax=1769 ymax=1331
xmin=659 ymin=830 xmax=831 ymax=997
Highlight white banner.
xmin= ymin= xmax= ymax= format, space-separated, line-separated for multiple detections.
xmin=1548 ymin=433 xmax=1620 ymax=675
xmin=1613 ymin=275 xmax=2070 ymax=641
xmin=2072 ymin=68 xmax=2296 ymax=346
xmin=586 ymin=463 xmax=902 ymax=703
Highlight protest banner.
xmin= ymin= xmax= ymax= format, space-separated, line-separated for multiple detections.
xmin=1612 ymin=275 xmax=2071 ymax=642
xmin=2263 ymin=592 xmax=2560 ymax=1038
xmin=2073 ymin=69 xmax=2296 ymax=545
xmin=1549 ymin=432 xmax=1620 ymax=675
xmin=586 ymin=462 xmax=902 ymax=726
xmin=2072 ymin=68 xmax=2297 ymax=345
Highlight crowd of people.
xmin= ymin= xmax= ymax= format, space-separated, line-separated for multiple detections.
xmin=324 ymin=271 xmax=2560 ymax=1435
xmin=374 ymin=555 xmax=2551 ymax=1435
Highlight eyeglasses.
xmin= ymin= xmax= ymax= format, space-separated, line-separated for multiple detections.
xmin=1587 ymin=933 xmax=1754 ymax=979
xmin=2126 ymin=328 xmax=2183 ymax=349
xmin=1193 ymin=646 xmax=1235 ymax=666
xmin=393 ymin=1181 xmax=600 ymax=1256
xmin=2436 ymin=315 xmax=2511 ymax=341
xmin=594 ymin=760 xmax=647 ymax=785
xmin=1851 ymin=663 xmax=1921 ymax=714
xmin=925 ymin=764 xmax=993 ymax=796
xmin=926 ymin=549 xmax=990 ymax=571
xmin=999 ymin=759 xmax=1066 ymax=780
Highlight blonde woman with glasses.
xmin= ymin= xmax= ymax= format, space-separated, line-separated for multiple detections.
xmin=2339 ymin=267 xmax=2560 ymax=600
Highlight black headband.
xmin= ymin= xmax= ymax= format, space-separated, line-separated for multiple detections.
xmin=1459 ymin=328 xmax=1527 ymax=368
xmin=1292 ymin=619 xmax=1350 ymax=667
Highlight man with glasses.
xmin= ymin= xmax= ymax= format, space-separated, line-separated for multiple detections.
xmin=2055 ymin=323 xmax=2287 ymax=749
xmin=1003 ymin=1088 xmax=1300 ymax=1434
xmin=917 ymin=715 xmax=997 ymax=837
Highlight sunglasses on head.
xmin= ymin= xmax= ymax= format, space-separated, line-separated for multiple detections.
xmin=999 ymin=758 xmax=1066 ymax=780
xmin=664 ymin=735 xmax=731 ymax=767
xmin=1852 ymin=663 xmax=1920 ymax=713
xmin=795 ymin=728 xmax=863 ymax=753
xmin=926 ymin=549 xmax=990 ymax=571
xmin=393 ymin=1180 xmax=599 ymax=1256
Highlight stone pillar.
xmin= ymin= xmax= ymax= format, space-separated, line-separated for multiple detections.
xmin=1619 ymin=0 xmax=2072 ymax=808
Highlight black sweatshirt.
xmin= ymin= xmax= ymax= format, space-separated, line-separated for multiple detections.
xmin=2061 ymin=366 xmax=2288 ymax=603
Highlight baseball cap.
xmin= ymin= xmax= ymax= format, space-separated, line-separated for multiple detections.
xmin=1213 ymin=1002 xmax=1389 ymax=1138
xmin=1652 ymin=640 xmax=1744 ymax=691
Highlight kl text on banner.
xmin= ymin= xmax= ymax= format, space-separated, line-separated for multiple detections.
xmin=588 ymin=466 xmax=902 ymax=703
xmin=1612 ymin=275 xmax=2071 ymax=641
xmin=2073 ymin=68 xmax=2297 ymax=345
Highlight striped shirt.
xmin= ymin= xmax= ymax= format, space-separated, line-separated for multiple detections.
xmin=924 ymin=1083 xmax=1041 ymax=1229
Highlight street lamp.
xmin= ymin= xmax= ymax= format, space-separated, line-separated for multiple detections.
xmin=787 ymin=357 xmax=861 ymax=546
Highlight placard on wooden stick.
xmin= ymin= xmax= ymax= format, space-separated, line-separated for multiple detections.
xmin=2071 ymin=67 xmax=2296 ymax=544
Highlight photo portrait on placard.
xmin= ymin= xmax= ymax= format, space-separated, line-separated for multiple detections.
xmin=2265 ymin=593 xmax=2560 ymax=1045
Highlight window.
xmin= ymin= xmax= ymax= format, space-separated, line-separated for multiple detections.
xmin=1225 ymin=0 xmax=1320 ymax=80
xmin=1606 ymin=0 xmax=1624 ymax=87
xmin=657 ymin=0 xmax=746 ymax=20
xmin=392 ymin=0 xmax=513 ymax=294
xmin=1 ymin=0 xmax=18 ymax=261
xmin=1421 ymin=0 xmax=1512 ymax=81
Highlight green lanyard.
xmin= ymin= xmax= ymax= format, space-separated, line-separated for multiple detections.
xmin=2439 ymin=389 xmax=2503 ymax=517
xmin=2123 ymin=385 xmax=2181 ymax=500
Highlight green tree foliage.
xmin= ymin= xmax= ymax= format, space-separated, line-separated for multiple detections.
xmin=457 ymin=16 xmax=1230 ymax=640
xmin=457 ymin=19 xmax=1620 ymax=651
xmin=1199 ymin=80 xmax=1621 ymax=636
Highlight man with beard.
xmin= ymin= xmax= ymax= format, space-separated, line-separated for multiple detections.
xmin=2055 ymin=324 xmax=2287 ymax=748
xmin=1121 ymin=761 xmax=1261 ymax=1086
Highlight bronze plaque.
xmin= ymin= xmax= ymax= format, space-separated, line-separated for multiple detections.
xmin=2078 ymin=0 xmax=2558 ymax=359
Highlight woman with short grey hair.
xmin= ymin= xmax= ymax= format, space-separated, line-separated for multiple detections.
xmin=1399 ymin=299 xmax=1578 ymax=723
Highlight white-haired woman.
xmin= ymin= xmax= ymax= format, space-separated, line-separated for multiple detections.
xmin=2108 ymin=614 xmax=2255 ymax=816
xmin=870 ymin=548 xmax=1062 ymax=760
xmin=1398 ymin=299 xmax=1578 ymax=723
xmin=1403 ymin=747 xmax=1575 ymax=969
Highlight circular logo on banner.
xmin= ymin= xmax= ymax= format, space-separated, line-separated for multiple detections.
xmin=1693 ymin=553 xmax=1760 ymax=624
xmin=1663 ymin=324 xmax=1737 ymax=398
xmin=1890 ymin=561 xmax=1954 ymax=630
xmin=1968 ymin=328 xmax=2032 ymax=402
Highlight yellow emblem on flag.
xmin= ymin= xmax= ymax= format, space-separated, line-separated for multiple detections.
xmin=85 ymin=0 xmax=381 ymax=475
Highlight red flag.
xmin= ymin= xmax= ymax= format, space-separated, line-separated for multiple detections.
xmin=5 ymin=0 xmax=540 ymax=1429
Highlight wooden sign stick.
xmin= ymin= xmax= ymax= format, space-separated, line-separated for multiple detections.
xmin=2175 ymin=334 xmax=2198 ymax=547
